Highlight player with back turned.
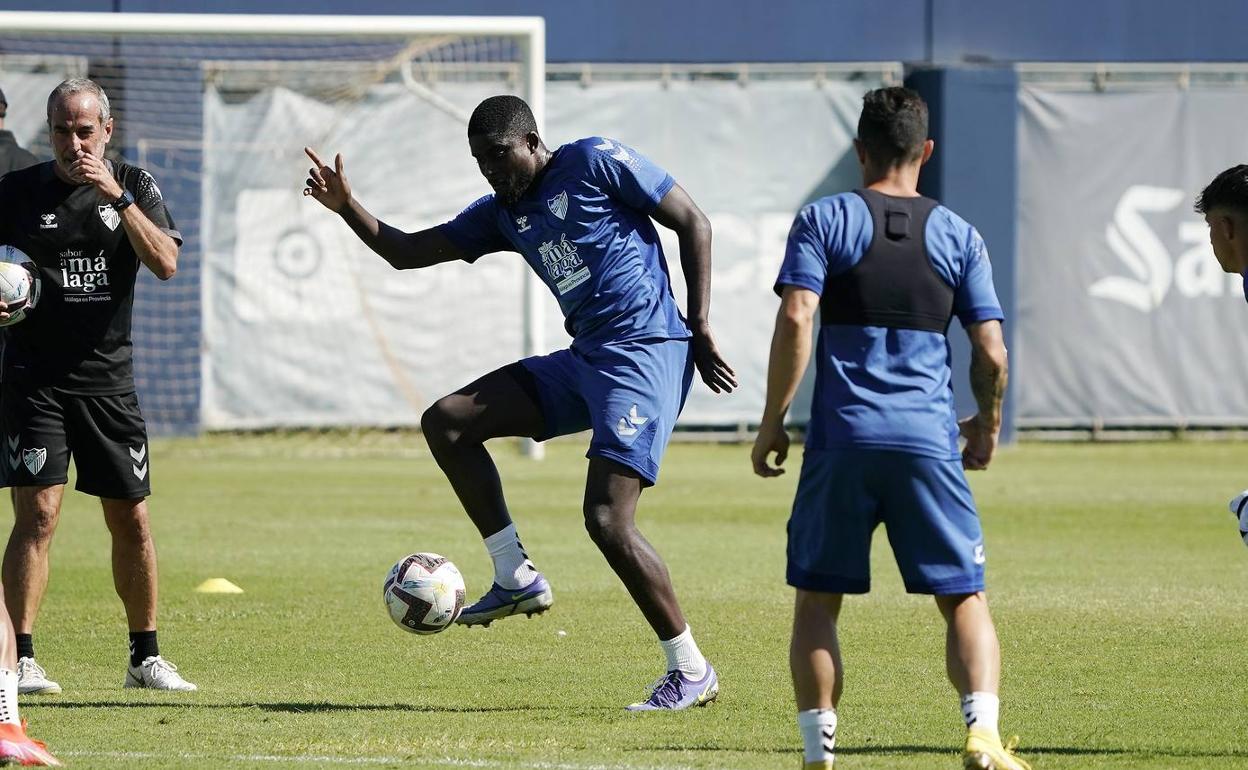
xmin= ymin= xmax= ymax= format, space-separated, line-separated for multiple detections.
xmin=752 ymin=86 xmax=1029 ymax=769
xmin=305 ymin=95 xmax=736 ymax=710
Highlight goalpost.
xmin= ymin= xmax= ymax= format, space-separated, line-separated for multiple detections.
xmin=0 ymin=11 xmax=547 ymax=456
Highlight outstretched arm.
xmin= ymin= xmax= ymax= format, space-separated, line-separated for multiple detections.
xmin=651 ymin=183 xmax=737 ymax=393
xmin=751 ymin=286 xmax=818 ymax=477
xmin=304 ymin=147 xmax=466 ymax=270
xmin=959 ymin=319 xmax=1008 ymax=470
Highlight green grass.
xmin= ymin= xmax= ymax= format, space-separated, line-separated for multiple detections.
xmin=11 ymin=436 xmax=1248 ymax=768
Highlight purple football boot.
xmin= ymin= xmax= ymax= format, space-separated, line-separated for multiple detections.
xmin=456 ymin=573 xmax=554 ymax=628
xmin=625 ymin=665 xmax=719 ymax=711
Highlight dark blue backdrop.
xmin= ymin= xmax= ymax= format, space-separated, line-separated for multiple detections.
xmin=1 ymin=0 xmax=1244 ymax=63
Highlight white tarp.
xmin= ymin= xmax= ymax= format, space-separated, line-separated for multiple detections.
xmin=1016 ymin=87 xmax=1248 ymax=426
xmin=203 ymin=76 xmax=879 ymax=428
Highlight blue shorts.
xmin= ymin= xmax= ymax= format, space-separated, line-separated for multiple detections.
xmin=786 ymin=448 xmax=985 ymax=595
xmin=517 ymin=337 xmax=694 ymax=485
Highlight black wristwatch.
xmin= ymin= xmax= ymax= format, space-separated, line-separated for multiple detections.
xmin=109 ymin=190 xmax=135 ymax=212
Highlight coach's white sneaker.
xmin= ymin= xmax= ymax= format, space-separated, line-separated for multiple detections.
xmin=125 ymin=655 xmax=197 ymax=691
xmin=16 ymin=657 xmax=61 ymax=695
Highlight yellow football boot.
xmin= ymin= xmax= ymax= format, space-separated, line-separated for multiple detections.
xmin=963 ymin=727 xmax=1031 ymax=770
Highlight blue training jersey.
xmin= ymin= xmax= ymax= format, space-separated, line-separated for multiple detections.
xmin=439 ymin=137 xmax=689 ymax=351
xmin=776 ymin=191 xmax=1004 ymax=459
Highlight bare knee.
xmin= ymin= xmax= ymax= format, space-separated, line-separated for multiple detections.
xmin=583 ymin=503 xmax=632 ymax=549
xmin=103 ymin=500 xmax=152 ymax=544
xmin=421 ymin=397 xmax=476 ymax=451
xmin=794 ymin=589 xmax=842 ymax=625
xmin=11 ymin=495 xmax=60 ymax=544
xmin=935 ymin=591 xmax=989 ymax=622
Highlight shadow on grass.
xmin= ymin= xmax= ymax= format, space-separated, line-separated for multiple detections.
xmin=26 ymin=700 xmax=550 ymax=714
xmin=644 ymin=744 xmax=1248 ymax=760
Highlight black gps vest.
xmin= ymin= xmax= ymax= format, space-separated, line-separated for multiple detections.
xmin=820 ymin=188 xmax=954 ymax=334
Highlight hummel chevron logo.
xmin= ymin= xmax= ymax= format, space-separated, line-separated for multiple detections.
xmin=6 ymin=435 xmax=18 ymax=471
xmin=593 ymin=138 xmax=632 ymax=164
xmin=131 ymin=444 xmax=148 ymax=480
xmin=616 ymin=404 xmax=649 ymax=437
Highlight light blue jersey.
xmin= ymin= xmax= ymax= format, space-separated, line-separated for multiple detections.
xmin=776 ymin=191 xmax=1004 ymax=460
xmin=440 ymin=137 xmax=689 ymax=351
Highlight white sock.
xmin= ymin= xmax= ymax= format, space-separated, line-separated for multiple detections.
xmin=961 ymin=691 xmax=1000 ymax=736
xmin=659 ymin=625 xmax=707 ymax=679
xmin=484 ymin=524 xmax=537 ymax=590
xmin=798 ymin=708 xmax=837 ymax=763
xmin=0 ymin=669 xmax=20 ymax=726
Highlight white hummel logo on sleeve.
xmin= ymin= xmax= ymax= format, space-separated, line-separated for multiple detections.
xmin=593 ymin=138 xmax=632 ymax=163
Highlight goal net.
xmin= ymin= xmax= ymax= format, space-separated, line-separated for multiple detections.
xmin=0 ymin=12 xmax=545 ymax=434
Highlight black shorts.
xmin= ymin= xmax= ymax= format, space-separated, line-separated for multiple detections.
xmin=0 ymin=383 xmax=151 ymax=498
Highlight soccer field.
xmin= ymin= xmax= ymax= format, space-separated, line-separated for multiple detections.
xmin=12 ymin=435 xmax=1248 ymax=769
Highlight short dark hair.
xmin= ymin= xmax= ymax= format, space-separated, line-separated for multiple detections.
xmin=48 ymin=78 xmax=111 ymax=123
xmin=1195 ymin=165 xmax=1248 ymax=217
xmin=467 ymin=95 xmax=537 ymax=140
xmin=856 ymin=86 xmax=928 ymax=166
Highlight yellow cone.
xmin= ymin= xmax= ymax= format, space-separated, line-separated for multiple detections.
xmin=195 ymin=578 xmax=244 ymax=594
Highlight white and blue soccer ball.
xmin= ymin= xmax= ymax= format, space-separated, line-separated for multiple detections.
xmin=1230 ymin=490 xmax=1248 ymax=547
xmin=382 ymin=552 xmax=465 ymax=635
xmin=0 ymin=245 xmax=39 ymax=327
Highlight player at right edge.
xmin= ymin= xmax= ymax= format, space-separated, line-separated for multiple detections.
xmin=1196 ymin=166 xmax=1248 ymax=536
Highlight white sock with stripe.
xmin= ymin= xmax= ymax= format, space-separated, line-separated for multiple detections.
xmin=798 ymin=708 xmax=837 ymax=763
xmin=0 ymin=669 xmax=20 ymax=726
xmin=961 ymin=691 xmax=1000 ymax=736
xmin=483 ymin=524 xmax=537 ymax=590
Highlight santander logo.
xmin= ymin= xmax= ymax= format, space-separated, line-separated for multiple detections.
xmin=1089 ymin=185 xmax=1234 ymax=311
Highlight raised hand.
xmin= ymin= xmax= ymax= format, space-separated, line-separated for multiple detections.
xmin=68 ymin=150 xmax=123 ymax=199
xmin=303 ymin=147 xmax=352 ymax=213
xmin=691 ymin=325 xmax=737 ymax=394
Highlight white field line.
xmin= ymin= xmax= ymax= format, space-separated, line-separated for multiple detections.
xmin=59 ymin=750 xmax=699 ymax=770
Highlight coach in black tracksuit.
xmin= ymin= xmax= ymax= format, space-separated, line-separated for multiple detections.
xmin=0 ymin=78 xmax=196 ymax=694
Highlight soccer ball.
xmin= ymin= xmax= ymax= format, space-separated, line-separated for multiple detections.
xmin=0 ymin=247 xmax=37 ymax=328
xmin=1230 ymin=490 xmax=1248 ymax=547
xmin=382 ymin=552 xmax=466 ymax=634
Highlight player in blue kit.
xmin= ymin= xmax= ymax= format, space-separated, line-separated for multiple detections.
xmin=1195 ymin=167 xmax=1248 ymax=530
xmin=751 ymin=87 xmax=1029 ymax=769
xmin=1196 ymin=165 xmax=1248 ymax=302
xmin=304 ymin=95 xmax=735 ymax=710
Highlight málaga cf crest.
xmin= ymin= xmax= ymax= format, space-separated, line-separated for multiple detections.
xmin=98 ymin=204 xmax=121 ymax=231
xmin=547 ymin=190 xmax=568 ymax=220
xmin=22 ymin=447 xmax=46 ymax=475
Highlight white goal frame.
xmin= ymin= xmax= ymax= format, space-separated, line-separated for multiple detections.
xmin=0 ymin=11 xmax=548 ymax=456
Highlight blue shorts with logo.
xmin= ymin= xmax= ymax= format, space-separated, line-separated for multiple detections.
xmin=786 ymin=447 xmax=985 ymax=595
xmin=517 ymin=337 xmax=694 ymax=486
